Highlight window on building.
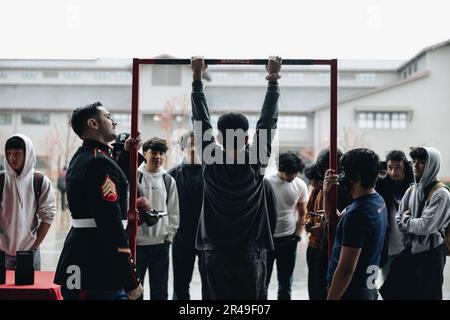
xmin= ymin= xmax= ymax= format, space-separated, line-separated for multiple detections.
xmin=116 ymin=71 xmax=131 ymax=80
xmin=94 ymin=71 xmax=114 ymax=80
xmin=358 ymin=73 xmax=376 ymax=83
xmin=319 ymin=73 xmax=330 ymax=81
xmin=212 ymin=72 xmax=228 ymax=81
xmin=0 ymin=112 xmax=12 ymax=125
xmin=21 ymin=71 xmax=38 ymax=79
xmin=278 ymin=115 xmax=308 ymax=130
xmin=358 ymin=111 xmax=408 ymax=130
xmin=413 ymin=62 xmax=418 ymax=73
xmin=151 ymin=65 xmax=181 ymax=86
xmin=358 ymin=112 xmax=374 ymax=129
xmin=210 ymin=114 xmax=307 ymax=131
xmin=287 ymin=72 xmax=305 ymax=81
xmin=21 ymin=112 xmax=50 ymax=125
xmin=391 ymin=112 xmax=407 ymax=129
xmin=0 ymin=71 xmax=7 ymax=78
xmin=374 ymin=112 xmax=390 ymax=129
xmin=243 ymin=72 xmax=260 ymax=81
xmin=63 ymin=71 xmax=81 ymax=79
xmin=339 ymin=73 xmax=355 ymax=80
xmin=113 ymin=113 xmax=131 ymax=128
xmin=42 ymin=71 xmax=59 ymax=78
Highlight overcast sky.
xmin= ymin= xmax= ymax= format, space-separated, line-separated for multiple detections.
xmin=1 ymin=0 xmax=449 ymax=60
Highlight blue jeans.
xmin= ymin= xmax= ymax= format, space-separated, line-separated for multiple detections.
xmin=266 ymin=234 xmax=298 ymax=300
xmin=136 ymin=243 xmax=170 ymax=300
xmin=5 ymin=248 xmax=41 ymax=271
xmin=61 ymin=287 xmax=128 ymax=300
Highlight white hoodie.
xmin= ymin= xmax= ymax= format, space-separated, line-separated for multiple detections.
xmin=0 ymin=134 xmax=56 ymax=256
xmin=136 ymin=163 xmax=179 ymax=245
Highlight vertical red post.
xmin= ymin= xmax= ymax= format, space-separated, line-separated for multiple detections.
xmin=127 ymin=58 xmax=140 ymax=262
xmin=328 ymin=59 xmax=338 ymax=258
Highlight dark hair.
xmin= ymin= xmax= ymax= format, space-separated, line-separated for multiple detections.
xmin=179 ymin=131 xmax=194 ymax=150
xmin=217 ymin=112 xmax=249 ymax=148
xmin=340 ymin=148 xmax=380 ymax=189
xmin=409 ymin=147 xmax=428 ymax=162
xmin=315 ymin=148 xmax=344 ymax=178
xmin=385 ymin=149 xmax=414 ymax=181
xmin=386 ymin=150 xmax=408 ymax=164
xmin=5 ymin=136 xmax=26 ymax=151
xmin=304 ymin=164 xmax=321 ymax=181
xmin=379 ymin=160 xmax=387 ymax=172
xmin=278 ymin=151 xmax=305 ymax=174
xmin=70 ymin=102 xmax=103 ymax=138
xmin=143 ymin=137 xmax=169 ymax=153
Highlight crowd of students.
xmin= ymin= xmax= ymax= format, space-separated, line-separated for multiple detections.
xmin=2 ymin=56 xmax=450 ymax=300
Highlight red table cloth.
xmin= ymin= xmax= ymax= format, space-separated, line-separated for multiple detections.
xmin=0 ymin=271 xmax=62 ymax=300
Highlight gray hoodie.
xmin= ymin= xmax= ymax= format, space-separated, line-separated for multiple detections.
xmin=396 ymin=147 xmax=450 ymax=254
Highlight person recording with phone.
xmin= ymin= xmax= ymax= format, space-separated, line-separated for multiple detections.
xmin=136 ymin=137 xmax=180 ymax=300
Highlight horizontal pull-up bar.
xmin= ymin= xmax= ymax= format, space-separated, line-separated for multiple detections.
xmin=138 ymin=58 xmax=333 ymax=66
xmin=128 ymin=56 xmax=338 ymax=266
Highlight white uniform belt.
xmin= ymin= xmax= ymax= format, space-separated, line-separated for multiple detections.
xmin=72 ymin=218 xmax=128 ymax=229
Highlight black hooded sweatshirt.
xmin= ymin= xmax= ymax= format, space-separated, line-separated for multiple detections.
xmin=191 ymin=80 xmax=279 ymax=251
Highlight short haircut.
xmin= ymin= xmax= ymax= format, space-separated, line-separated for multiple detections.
xmin=143 ymin=137 xmax=169 ymax=153
xmin=409 ymin=147 xmax=428 ymax=162
xmin=5 ymin=136 xmax=26 ymax=151
xmin=340 ymin=148 xmax=380 ymax=189
xmin=277 ymin=151 xmax=305 ymax=174
xmin=179 ymin=131 xmax=194 ymax=150
xmin=315 ymin=148 xmax=344 ymax=178
xmin=304 ymin=164 xmax=321 ymax=181
xmin=385 ymin=149 xmax=414 ymax=181
xmin=217 ymin=112 xmax=249 ymax=148
xmin=70 ymin=102 xmax=103 ymax=138
xmin=386 ymin=150 xmax=408 ymax=164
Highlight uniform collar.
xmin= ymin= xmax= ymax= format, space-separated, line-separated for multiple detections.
xmin=83 ymin=139 xmax=113 ymax=156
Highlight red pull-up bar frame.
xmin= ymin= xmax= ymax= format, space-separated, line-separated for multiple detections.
xmin=128 ymin=58 xmax=338 ymax=262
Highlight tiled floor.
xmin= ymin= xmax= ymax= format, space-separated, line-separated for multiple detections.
xmin=41 ymin=207 xmax=450 ymax=300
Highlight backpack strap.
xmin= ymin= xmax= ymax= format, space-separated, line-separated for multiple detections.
xmin=33 ymin=171 xmax=45 ymax=203
xmin=0 ymin=170 xmax=44 ymax=211
xmin=162 ymin=174 xmax=172 ymax=206
xmin=424 ymin=181 xmax=450 ymax=250
xmin=137 ymin=171 xmax=172 ymax=206
xmin=427 ymin=182 xmax=448 ymax=202
xmin=417 ymin=181 xmax=439 ymax=218
xmin=0 ymin=171 xmax=5 ymax=204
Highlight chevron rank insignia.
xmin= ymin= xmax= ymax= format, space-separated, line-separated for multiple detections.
xmin=101 ymin=175 xmax=118 ymax=202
